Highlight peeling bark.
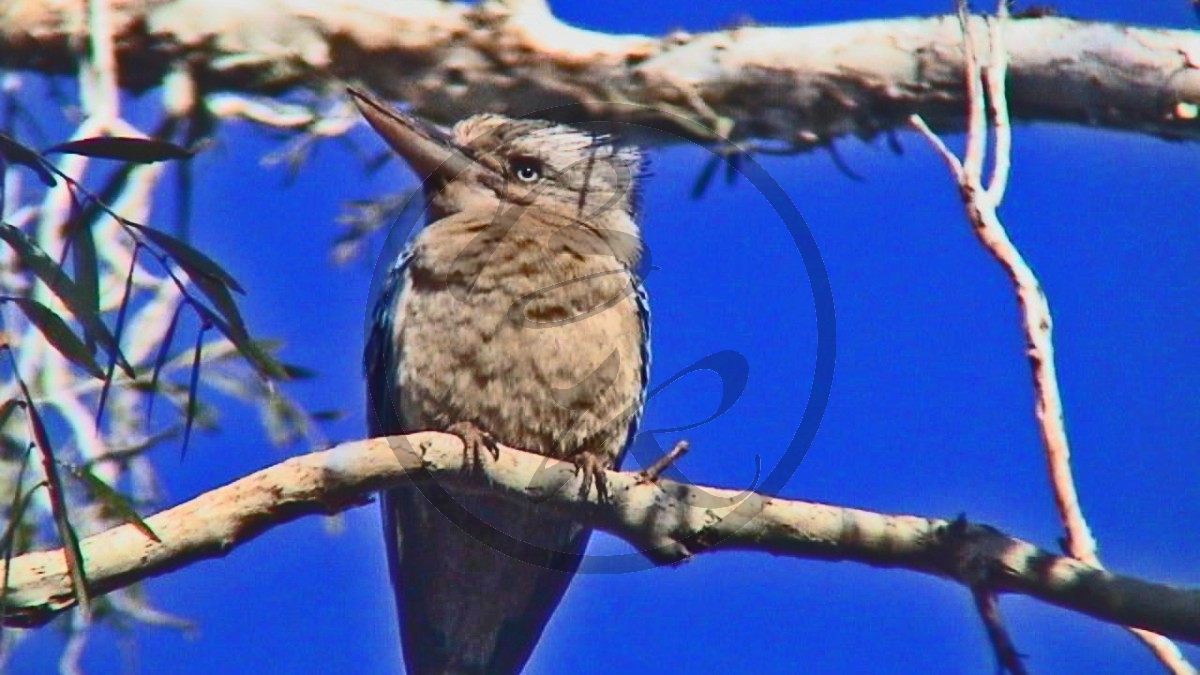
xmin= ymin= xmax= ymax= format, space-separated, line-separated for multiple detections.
xmin=1 ymin=0 xmax=1198 ymax=146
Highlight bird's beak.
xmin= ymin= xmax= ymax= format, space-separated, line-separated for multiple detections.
xmin=348 ymin=87 xmax=478 ymax=184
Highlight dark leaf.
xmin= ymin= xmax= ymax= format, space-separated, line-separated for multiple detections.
xmin=281 ymin=363 xmax=317 ymax=380
xmin=44 ymin=137 xmax=192 ymax=164
xmin=177 ymin=104 xmax=218 ymax=240
xmin=129 ymin=223 xmax=244 ymax=293
xmin=97 ymin=248 xmax=141 ymax=428
xmin=690 ymin=155 xmax=722 ymax=200
xmin=181 ymin=326 xmax=206 ymax=458
xmin=59 ymin=117 xmax=185 ymax=240
xmin=309 ymin=409 xmax=346 ymax=422
xmin=14 ymin=374 xmax=90 ymax=618
xmin=60 ymin=148 xmax=144 ymax=240
xmin=59 ymin=462 xmax=160 ymax=542
xmin=175 ymin=157 xmax=193 ymax=241
xmin=146 ymin=301 xmax=186 ymax=423
xmin=724 ymin=151 xmax=742 ymax=186
xmin=0 ymin=224 xmax=134 ymax=377
xmin=67 ymin=211 xmax=101 ymax=328
xmin=0 ymin=132 xmax=56 ymax=186
xmin=5 ymin=297 xmax=105 ymax=379
xmin=826 ymin=141 xmax=865 ymax=182
xmin=189 ymin=271 xmax=249 ymax=338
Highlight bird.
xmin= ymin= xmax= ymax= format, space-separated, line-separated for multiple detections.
xmin=352 ymin=87 xmax=650 ymax=675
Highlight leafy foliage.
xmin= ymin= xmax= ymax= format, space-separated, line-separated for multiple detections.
xmin=0 ymin=76 xmax=333 ymax=661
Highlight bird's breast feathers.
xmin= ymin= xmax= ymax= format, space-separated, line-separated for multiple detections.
xmin=390 ymin=214 xmax=646 ymax=458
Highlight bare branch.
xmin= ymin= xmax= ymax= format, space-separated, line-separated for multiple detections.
xmin=972 ymin=588 xmax=1027 ymax=675
xmin=912 ymin=2 xmax=1195 ymax=672
xmin=0 ymin=432 xmax=1198 ymax=644
xmin=1 ymin=1 xmax=1198 ymax=146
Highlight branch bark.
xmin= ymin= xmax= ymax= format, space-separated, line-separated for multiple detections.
xmin=2 ymin=0 xmax=1199 ymax=146
xmin=2 ymin=431 xmax=1198 ymax=645
xmin=910 ymin=4 xmax=1193 ymax=672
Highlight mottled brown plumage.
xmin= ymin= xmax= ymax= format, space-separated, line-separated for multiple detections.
xmin=355 ymin=89 xmax=648 ymax=675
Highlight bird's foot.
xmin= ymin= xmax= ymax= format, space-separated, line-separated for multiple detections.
xmin=447 ymin=421 xmax=500 ymax=472
xmin=572 ymin=451 xmax=611 ymax=503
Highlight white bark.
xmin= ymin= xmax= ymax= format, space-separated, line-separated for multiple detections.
xmin=1 ymin=0 xmax=1198 ymax=145
xmin=2 ymin=431 xmax=1198 ymax=645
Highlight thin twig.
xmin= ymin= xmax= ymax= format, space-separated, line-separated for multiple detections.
xmin=908 ymin=114 xmax=965 ymax=182
xmin=957 ymin=2 xmax=986 ymax=181
xmin=637 ymin=440 xmax=690 ymax=483
xmin=911 ymin=1 xmax=1194 ymax=673
xmin=984 ymin=2 xmax=1012 ymax=203
xmin=972 ymin=588 xmax=1027 ymax=675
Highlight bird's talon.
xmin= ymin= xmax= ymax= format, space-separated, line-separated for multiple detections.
xmin=573 ymin=453 xmax=610 ymax=503
xmin=448 ymin=421 xmax=500 ymax=472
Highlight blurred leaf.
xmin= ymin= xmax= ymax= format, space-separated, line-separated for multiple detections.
xmin=198 ymin=307 xmax=288 ymax=381
xmin=202 ymin=368 xmax=258 ymax=403
xmin=1 ymin=472 xmax=43 ymax=629
xmin=1 ymin=443 xmax=34 ymax=548
xmin=44 ymin=137 xmax=192 ymax=164
xmin=0 ymin=399 xmax=23 ymax=432
xmin=0 ymin=131 xmax=55 ymax=186
xmin=309 ymin=409 xmax=345 ymax=422
xmin=59 ymin=462 xmax=160 ymax=542
xmin=5 ymin=297 xmax=105 ymax=379
xmin=690 ymin=155 xmax=721 ymax=200
xmin=263 ymin=394 xmax=306 ymax=447
xmin=0 ymin=223 xmax=134 ymax=377
xmin=128 ymin=223 xmax=244 ymax=293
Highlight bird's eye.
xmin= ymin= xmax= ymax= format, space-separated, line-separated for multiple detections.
xmin=510 ymin=157 xmax=543 ymax=183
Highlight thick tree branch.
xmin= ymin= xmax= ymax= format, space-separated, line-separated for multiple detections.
xmin=1 ymin=431 xmax=1197 ymax=645
xmin=2 ymin=1 xmax=1199 ymax=146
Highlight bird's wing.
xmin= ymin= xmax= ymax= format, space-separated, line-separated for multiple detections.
xmin=616 ymin=277 xmax=651 ymax=469
xmin=365 ymin=248 xmax=412 ymax=438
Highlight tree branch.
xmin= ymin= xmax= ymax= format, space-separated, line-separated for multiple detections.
xmin=911 ymin=2 xmax=1194 ymax=672
xmin=2 ymin=1 xmax=1199 ymax=146
xmin=1 ymin=431 xmax=1198 ymax=645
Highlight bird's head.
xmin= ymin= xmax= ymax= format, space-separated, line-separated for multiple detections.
xmin=349 ymin=88 xmax=644 ymax=264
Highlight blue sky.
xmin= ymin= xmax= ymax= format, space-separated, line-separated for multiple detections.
xmin=10 ymin=1 xmax=1199 ymax=673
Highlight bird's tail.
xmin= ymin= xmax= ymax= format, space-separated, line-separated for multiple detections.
xmin=384 ymin=484 xmax=590 ymax=675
